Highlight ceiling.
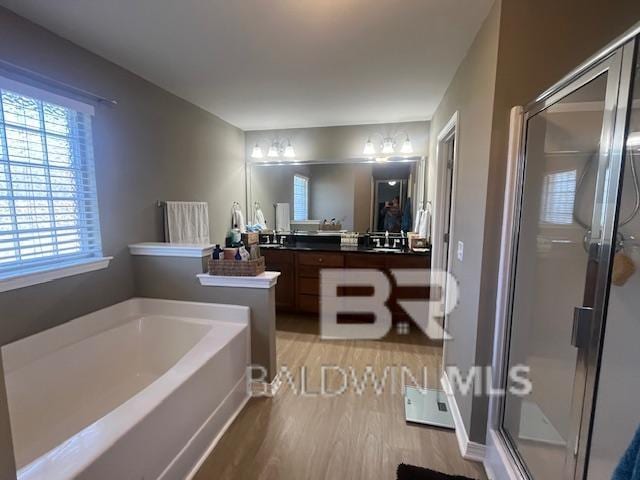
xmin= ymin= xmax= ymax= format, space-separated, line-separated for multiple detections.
xmin=0 ymin=0 xmax=494 ymax=131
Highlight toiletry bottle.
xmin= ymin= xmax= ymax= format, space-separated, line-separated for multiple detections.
xmin=238 ymin=242 xmax=251 ymax=261
xmin=232 ymin=224 xmax=242 ymax=245
xmin=234 ymin=248 xmax=242 ymax=261
xmin=212 ymin=244 xmax=223 ymax=260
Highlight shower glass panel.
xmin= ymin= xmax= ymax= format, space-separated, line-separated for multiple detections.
xmin=587 ymin=47 xmax=640 ymax=480
xmin=502 ymin=72 xmax=610 ymax=479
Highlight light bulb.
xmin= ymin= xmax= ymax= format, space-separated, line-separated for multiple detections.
xmin=382 ymin=138 xmax=394 ymax=154
xmin=388 ymin=180 xmax=397 ymax=186
xmin=251 ymin=145 xmax=263 ymax=159
xmin=400 ymin=136 xmax=413 ymax=154
xmin=283 ymin=142 xmax=296 ymax=158
xmin=363 ymin=138 xmax=376 ymax=156
xmin=267 ymin=143 xmax=279 ymax=157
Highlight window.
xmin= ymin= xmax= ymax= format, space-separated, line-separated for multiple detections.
xmin=0 ymin=77 xmax=103 ymax=280
xmin=540 ymin=169 xmax=577 ymax=225
xmin=293 ymin=174 xmax=308 ymax=221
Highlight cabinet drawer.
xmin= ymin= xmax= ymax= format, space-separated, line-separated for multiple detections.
xmin=344 ymin=253 xmax=387 ymax=268
xmin=263 ymin=249 xmax=295 ymax=265
xmin=297 ymin=252 xmax=344 ymax=267
xmin=385 ymin=254 xmax=430 ymax=269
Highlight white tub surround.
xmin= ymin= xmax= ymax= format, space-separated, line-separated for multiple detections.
xmin=131 ymin=250 xmax=279 ymax=382
xmin=128 ymin=242 xmax=214 ymax=258
xmin=2 ymin=298 xmax=250 ymax=480
xmin=197 ymin=271 xmax=280 ymax=289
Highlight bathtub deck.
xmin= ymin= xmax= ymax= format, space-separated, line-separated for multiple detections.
xmin=193 ymin=315 xmax=487 ymax=480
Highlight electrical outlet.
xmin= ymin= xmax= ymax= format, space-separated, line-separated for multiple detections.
xmin=457 ymin=241 xmax=464 ymax=261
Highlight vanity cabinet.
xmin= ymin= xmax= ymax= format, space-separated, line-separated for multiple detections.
xmin=262 ymin=249 xmax=296 ymax=310
xmin=296 ymin=252 xmax=344 ymax=313
xmin=263 ymin=248 xmax=430 ymax=318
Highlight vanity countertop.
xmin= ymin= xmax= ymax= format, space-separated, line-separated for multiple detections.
xmin=257 ymin=243 xmax=430 ymax=256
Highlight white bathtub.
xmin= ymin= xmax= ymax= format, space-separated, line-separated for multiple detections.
xmin=1 ymin=298 xmax=251 ymax=480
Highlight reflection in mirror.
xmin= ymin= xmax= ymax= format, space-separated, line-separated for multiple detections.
xmin=248 ymin=160 xmax=420 ymax=233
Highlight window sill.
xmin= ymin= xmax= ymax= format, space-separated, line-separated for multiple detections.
xmin=0 ymin=257 xmax=113 ymax=293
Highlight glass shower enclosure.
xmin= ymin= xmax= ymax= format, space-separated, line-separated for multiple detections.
xmin=487 ymin=24 xmax=640 ymax=480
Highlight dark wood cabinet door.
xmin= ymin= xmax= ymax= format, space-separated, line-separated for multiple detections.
xmin=263 ymin=249 xmax=295 ymax=310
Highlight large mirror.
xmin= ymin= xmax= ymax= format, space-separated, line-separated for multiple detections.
xmin=247 ymin=159 xmax=423 ymax=233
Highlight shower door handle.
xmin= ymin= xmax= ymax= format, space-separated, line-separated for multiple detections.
xmin=571 ymin=307 xmax=593 ymax=349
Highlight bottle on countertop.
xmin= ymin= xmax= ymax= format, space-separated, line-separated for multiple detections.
xmin=212 ymin=244 xmax=223 ymax=260
xmin=231 ymin=224 xmax=242 ymax=245
xmin=238 ymin=242 xmax=251 ymax=261
xmin=234 ymin=248 xmax=242 ymax=261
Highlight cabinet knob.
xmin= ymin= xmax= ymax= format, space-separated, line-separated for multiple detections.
xmin=318 ymin=258 xmax=323 ymax=263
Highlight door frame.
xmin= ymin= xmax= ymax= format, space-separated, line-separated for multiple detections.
xmin=485 ymin=35 xmax=637 ymax=480
xmin=431 ymin=111 xmax=459 ymax=352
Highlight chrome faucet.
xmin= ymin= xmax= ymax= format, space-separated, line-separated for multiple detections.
xmin=384 ymin=230 xmax=390 ymax=248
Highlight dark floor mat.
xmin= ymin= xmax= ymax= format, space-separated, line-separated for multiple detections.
xmin=396 ymin=463 xmax=476 ymax=480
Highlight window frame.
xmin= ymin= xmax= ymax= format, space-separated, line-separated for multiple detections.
xmin=293 ymin=173 xmax=309 ymax=221
xmin=0 ymin=76 xmax=110 ymax=292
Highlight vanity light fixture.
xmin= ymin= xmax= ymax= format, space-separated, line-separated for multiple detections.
xmin=388 ymin=180 xmax=397 ymax=186
xmin=283 ymin=141 xmax=296 ymax=158
xmin=363 ymin=138 xmax=376 ymax=156
xmin=250 ymin=138 xmax=296 ymax=159
xmin=251 ymin=144 xmax=264 ymax=159
xmin=267 ymin=142 xmax=279 ymax=158
xmin=363 ymin=132 xmax=414 ymax=157
xmin=381 ymin=138 xmax=395 ymax=154
xmin=400 ymin=135 xmax=413 ymax=154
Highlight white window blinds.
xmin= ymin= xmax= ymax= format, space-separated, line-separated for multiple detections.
xmin=0 ymin=82 xmax=102 ymax=276
xmin=540 ymin=169 xmax=577 ymax=225
xmin=293 ymin=174 xmax=308 ymax=221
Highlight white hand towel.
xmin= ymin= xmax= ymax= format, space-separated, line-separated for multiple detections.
xmin=231 ymin=204 xmax=246 ymax=233
xmin=275 ymin=203 xmax=291 ymax=232
xmin=254 ymin=208 xmax=267 ymax=229
xmin=414 ymin=208 xmax=424 ymax=234
xmin=166 ymin=201 xmax=210 ymax=244
xmin=419 ymin=204 xmax=431 ymax=241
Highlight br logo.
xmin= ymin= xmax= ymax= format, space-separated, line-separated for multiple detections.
xmin=319 ymin=268 xmax=458 ymax=340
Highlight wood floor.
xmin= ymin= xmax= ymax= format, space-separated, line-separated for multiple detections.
xmin=194 ymin=315 xmax=487 ymax=480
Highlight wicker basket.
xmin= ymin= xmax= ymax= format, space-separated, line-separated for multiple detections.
xmin=208 ymin=257 xmax=266 ymax=276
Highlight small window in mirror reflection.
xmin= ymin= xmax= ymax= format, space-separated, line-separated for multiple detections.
xmin=293 ymin=174 xmax=309 ymax=221
xmin=540 ymin=170 xmax=577 ymax=225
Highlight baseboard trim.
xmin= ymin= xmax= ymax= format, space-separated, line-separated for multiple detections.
xmin=440 ymin=372 xmax=486 ymax=463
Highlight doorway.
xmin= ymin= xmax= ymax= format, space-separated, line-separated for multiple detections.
xmin=432 ymin=112 xmax=460 ymax=348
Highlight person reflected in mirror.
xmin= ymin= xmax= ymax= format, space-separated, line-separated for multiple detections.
xmin=381 ymin=196 xmax=402 ymax=233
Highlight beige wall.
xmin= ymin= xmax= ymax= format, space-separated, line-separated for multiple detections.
xmin=245 ymin=121 xmax=430 ymax=163
xmin=476 ymin=0 xmax=640 ymax=443
xmin=0 ymin=7 xmax=246 ymax=348
xmin=0 ymin=9 xmax=246 ymax=476
xmin=426 ymin=0 xmax=501 ymax=441
xmin=429 ymin=0 xmax=640 ymax=445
